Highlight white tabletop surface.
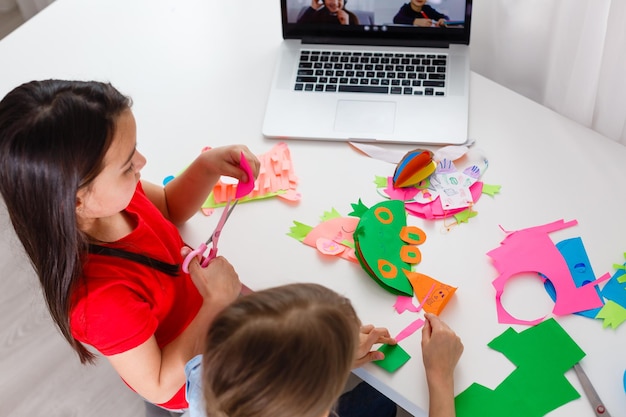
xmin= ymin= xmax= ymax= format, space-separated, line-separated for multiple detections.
xmin=0 ymin=0 xmax=624 ymax=416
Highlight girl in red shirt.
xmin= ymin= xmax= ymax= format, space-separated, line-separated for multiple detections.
xmin=0 ymin=80 xmax=259 ymax=414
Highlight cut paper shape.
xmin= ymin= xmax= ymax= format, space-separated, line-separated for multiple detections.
xmin=351 ymin=199 xmax=423 ymax=296
xmin=393 ymin=295 xmax=420 ymax=313
xmin=405 ymin=271 xmax=456 ymax=315
xmin=375 ymin=343 xmax=411 ymax=373
xmin=203 ymin=142 xmax=300 ymax=210
xmin=234 ymin=151 xmax=254 ymax=199
xmin=392 ymin=149 xmax=436 ymax=188
xmin=380 ymin=176 xmax=420 ymax=201
xmin=543 ymin=237 xmax=604 ymax=319
xmin=393 ymin=283 xmax=435 ymax=314
xmin=370 ymin=144 xmax=498 ymax=223
xmin=404 ymin=181 xmax=484 ymax=220
xmin=455 ymin=318 xmax=586 ymax=417
xmin=288 ymin=210 xmax=359 ymax=263
xmin=481 ymin=183 xmax=501 ymax=196
xmin=595 ymin=300 xmax=626 ymax=329
xmin=601 ymin=264 xmax=626 ymax=309
xmin=453 ymin=209 xmax=478 ymax=224
xmin=395 ymin=318 xmax=425 ymax=343
xmin=487 ymin=220 xmax=609 ymax=325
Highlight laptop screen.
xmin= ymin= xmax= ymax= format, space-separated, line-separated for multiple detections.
xmin=282 ymin=0 xmax=472 ymax=46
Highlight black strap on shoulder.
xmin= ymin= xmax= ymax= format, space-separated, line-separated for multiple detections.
xmin=88 ymin=244 xmax=180 ymax=277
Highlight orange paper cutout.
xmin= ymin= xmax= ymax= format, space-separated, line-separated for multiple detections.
xmin=405 ymin=271 xmax=457 ymax=315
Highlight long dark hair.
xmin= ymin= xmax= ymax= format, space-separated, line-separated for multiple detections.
xmin=0 ymin=80 xmax=131 ymax=363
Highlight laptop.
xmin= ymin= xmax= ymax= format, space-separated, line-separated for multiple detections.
xmin=262 ymin=0 xmax=473 ymax=145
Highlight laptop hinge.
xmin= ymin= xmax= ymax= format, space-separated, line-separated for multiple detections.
xmin=301 ymin=37 xmax=451 ymax=49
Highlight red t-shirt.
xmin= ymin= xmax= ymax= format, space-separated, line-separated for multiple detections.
xmin=70 ymin=183 xmax=202 ymax=410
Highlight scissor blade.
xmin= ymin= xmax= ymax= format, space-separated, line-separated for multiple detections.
xmin=573 ymin=363 xmax=611 ymax=417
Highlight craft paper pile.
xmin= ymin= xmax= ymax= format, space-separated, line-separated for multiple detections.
xmin=487 ymin=219 xmax=623 ymax=328
xmin=367 ymin=144 xmax=500 ymax=223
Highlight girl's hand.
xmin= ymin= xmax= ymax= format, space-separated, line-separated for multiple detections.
xmin=353 ymin=324 xmax=396 ymax=368
xmin=200 ymin=145 xmax=260 ymax=184
xmin=421 ymin=313 xmax=463 ymax=383
xmin=182 ymin=247 xmax=241 ymax=309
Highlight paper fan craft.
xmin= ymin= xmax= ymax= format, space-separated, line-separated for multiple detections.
xmin=350 ymin=199 xmax=426 ymax=296
xmin=203 ymin=142 xmax=300 ymax=212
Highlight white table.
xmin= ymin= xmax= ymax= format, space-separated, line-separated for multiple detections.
xmin=0 ymin=0 xmax=624 ymax=416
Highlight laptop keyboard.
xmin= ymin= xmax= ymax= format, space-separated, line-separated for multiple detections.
xmin=294 ymin=50 xmax=447 ymax=96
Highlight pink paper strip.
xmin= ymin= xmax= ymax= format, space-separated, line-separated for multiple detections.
xmin=395 ymin=318 xmax=425 ymax=342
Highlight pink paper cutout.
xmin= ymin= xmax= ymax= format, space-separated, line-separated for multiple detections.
xmin=235 ymin=152 xmax=254 ymax=199
xmin=302 ymin=217 xmax=359 ymax=263
xmin=384 ymin=177 xmax=420 ymax=201
xmin=395 ymin=318 xmax=425 ymax=342
xmin=416 ymin=283 xmax=436 ymax=311
xmin=316 ymin=238 xmax=346 ymax=255
xmin=394 ymin=296 xmax=420 ymax=313
xmin=405 ymin=181 xmax=483 ymax=220
xmin=393 ymin=283 xmax=435 ymax=314
xmin=487 ymin=219 xmax=608 ymax=325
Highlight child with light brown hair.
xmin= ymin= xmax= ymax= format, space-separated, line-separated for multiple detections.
xmin=185 ymin=283 xmax=463 ymax=417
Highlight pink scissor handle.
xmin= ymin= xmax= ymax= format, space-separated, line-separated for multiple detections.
xmin=182 ymin=242 xmax=208 ymax=274
xmin=201 ymin=247 xmax=218 ymax=267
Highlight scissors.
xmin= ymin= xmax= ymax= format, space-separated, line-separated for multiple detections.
xmin=182 ymin=199 xmax=238 ymax=274
xmin=574 ymin=363 xmax=612 ymax=417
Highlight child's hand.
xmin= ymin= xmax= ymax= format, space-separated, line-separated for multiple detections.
xmin=182 ymin=247 xmax=241 ymax=308
xmin=352 ymin=324 xmax=396 ymax=368
xmin=200 ymin=145 xmax=260 ymax=184
xmin=337 ymin=9 xmax=350 ymax=25
xmin=421 ymin=313 xmax=463 ymax=384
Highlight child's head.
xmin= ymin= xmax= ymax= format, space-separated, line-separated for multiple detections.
xmin=0 ymin=80 xmax=132 ymax=363
xmin=202 ymin=283 xmax=360 ymax=417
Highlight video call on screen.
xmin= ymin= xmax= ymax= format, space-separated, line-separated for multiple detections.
xmin=286 ymin=0 xmax=467 ymax=28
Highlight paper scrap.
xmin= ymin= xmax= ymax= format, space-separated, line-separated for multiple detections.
xmin=375 ymin=343 xmax=411 ymax=373
xmin=455 ymin=318 xmax=585 ymax=417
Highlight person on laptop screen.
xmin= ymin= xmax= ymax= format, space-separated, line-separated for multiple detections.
xmin=297 ymin=0 xmax=360 ymax=26
xmin=393 ymin=0 xmax=449 ymax=27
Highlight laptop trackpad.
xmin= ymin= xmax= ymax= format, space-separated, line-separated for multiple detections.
xmin=334 ymin=100 xmax=395 ymax=134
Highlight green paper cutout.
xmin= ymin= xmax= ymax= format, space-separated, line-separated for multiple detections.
xmin=352 ymin=200 xmax=414 ymax=296
xmin=455 ymin=318 xmax=585 ymax=417
xmin=481 ymin=183 xmax=502 ymax=197
xmin=375 ymin=344 xmax=411 ymax=373
xmin=348 ymin=199 xmax=369 ymax=218
xmin=374 ymin=176 xmax=388 ymax=188
xmin=454 ymin=209 xmax=478 ymax=224
xmin=203 ymin=189 xmax=284 ymax=208
xmin=595 ymin=300 xmax=626 ymax=329
xmin=340 ymin=239 xmax=355 ymax=249
xmin=287 ymin=221 xmax=313 ymax=242
xmin=320 ymin=208 xmax=342 ymax=222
